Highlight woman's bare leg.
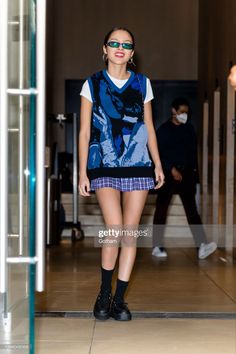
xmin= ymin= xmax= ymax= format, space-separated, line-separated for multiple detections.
xmin=95 ymin=188 xmax=122 ymax=270
xmin=118 ymin=190 xmax=149 ymax=281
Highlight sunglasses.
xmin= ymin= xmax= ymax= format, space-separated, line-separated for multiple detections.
xmin=106 ymin=41 xmax=134 ymax=50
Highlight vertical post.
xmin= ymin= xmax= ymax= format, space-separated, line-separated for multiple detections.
xmin=202 ymin=101 xmax=209 ymax=223
xmin=213 ymin=89 xmax=220 ymax=224
xmin=0 ymin=0 xmax=9 ymax=294
xmin=73 ymin=113 xmax=78 ymax=224
xmin=226 ymin=80 xmax=235 ymax=251
xmin=19 ymin=0 xmax=25 ymax=255
xmin=35 ymin=0 xmax=46 ymax=292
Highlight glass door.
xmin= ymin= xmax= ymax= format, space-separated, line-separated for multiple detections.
xmin=0 ymin=0 xmax=46 ymax=353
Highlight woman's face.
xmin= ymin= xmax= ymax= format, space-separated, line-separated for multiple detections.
xmin=103 ymin=30 xmax=134 ymax=66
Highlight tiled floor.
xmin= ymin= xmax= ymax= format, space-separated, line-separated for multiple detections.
xmin=36 ymin=239 xmax=236 ymax=313
xmin=35 ymin=238 xmax=236 ymax=353
xmin=35 ymin=317 xmax=236 ymax=354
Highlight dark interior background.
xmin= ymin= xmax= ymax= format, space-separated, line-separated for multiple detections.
xmin=46 ymin=0 xmax=199 ymax=114
xmin=46 ymin=0 xmax=236 ymax=226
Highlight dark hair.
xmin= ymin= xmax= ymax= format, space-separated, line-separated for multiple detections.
xmin=103 ymin=27 xmax=135 ymax=48
xmin=171 ymin=97 xmax=190 ymax=111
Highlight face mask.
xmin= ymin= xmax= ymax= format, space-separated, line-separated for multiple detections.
xmin=176 ymin=113 xmax=188 ymax=124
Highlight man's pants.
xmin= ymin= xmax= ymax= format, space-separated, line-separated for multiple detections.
xmin=153 ymin=176 xmax=207 ymax=248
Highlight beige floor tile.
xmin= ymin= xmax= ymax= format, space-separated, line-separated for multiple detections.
xmin=35 ymin=318 xmax=236 ymax=354
xmin=90 ymin=341 xmax=236 ymax=354
xmin=35 ymin=340 xmax=90 ymax=354
xmin=91 ymin=319 xmax=236 ymax=354
xmin=93 ymin=318 xmax=236 ymax=341
xmin=36 ymin=293 xmax=96 ymax=312
xmin=35 ymin=318 xmax=95 ymax=341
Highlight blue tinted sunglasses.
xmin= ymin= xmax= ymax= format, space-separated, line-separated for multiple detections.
xmin=106 ymin=41 xmax=134 ymax=50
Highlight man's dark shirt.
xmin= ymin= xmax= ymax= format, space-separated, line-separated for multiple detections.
xmin=156 ymin=119 xmax=199 ymax=182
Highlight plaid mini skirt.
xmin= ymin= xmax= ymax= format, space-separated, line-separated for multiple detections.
xmin=90 ymin=177 xmax=155 ymax=192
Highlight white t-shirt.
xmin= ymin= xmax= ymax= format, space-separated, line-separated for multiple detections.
xmin=80 ymin=71 xmax=154 ymax=104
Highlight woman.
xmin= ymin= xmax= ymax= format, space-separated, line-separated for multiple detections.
xmin=79 ymin=27 xmax=164 ymax=321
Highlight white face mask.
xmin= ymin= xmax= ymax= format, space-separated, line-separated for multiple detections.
xmin=176 ymin=113 xmax=188 ymax=124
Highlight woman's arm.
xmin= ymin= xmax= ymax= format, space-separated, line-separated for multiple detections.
xmin=78 ymin=96 xmax=92 ymax=196
xmin=144 ymin=101 xmax=165 ymax=189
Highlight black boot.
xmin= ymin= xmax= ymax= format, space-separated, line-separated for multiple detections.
xmin=93 ymin=290 xmax=112 ymax=320
xmin=110 ymin=300 xmax=132 ymax=321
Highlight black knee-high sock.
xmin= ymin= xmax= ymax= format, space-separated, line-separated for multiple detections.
xmin=100 ymin=267 xmax=114 ymax=293
xmin=113 ymin=279 xmax=129 ymax=303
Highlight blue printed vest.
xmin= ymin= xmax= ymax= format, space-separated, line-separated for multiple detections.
xmin=86 ymin=70 xmax=154 ymax=180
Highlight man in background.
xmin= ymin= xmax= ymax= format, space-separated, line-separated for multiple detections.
xmin=152 ymin=98 xmax=217 ymax=259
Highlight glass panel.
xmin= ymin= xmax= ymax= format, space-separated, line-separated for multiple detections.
xmin=8 ymin=0 xmax=30 ymax=89
xmin=0 ymin=0 xmax=36 ymax=353
xmin=8 ymin=95 xmax=30 ymax=257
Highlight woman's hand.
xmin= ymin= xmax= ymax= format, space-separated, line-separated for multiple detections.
xmin=154 ymin=165 xmax=165 ymax=189
xmin=171 ymin=167 xmax=182 ymax=182
xmin=79 ymin=174 xmax=91 ymax=196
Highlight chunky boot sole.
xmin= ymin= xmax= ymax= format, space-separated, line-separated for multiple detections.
xmin=93 ymin=310 xmax=110 ymax=320
xmin=110 ymin=311 xmax=132 ymax=321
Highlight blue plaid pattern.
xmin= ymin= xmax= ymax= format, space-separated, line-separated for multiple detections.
xmin=90 ymin=177 xmax=155 ymax=192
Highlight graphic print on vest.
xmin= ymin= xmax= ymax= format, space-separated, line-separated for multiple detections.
xmin=88 ymin=71 xmax=152 ymax=171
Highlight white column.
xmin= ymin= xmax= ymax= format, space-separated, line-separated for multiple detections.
xmin=202 ymin=101 xmax=209 ymax=223
xmin=212 ymin=89 xmax=220 ymax=224
xmin=225 ymin=80 xmax=235 ymax=251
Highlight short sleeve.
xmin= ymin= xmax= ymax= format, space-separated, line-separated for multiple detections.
xmin=144 ymin=78 xmax=154 ymax=104
xmin=80 ymin=80 xmax=93 ymax=102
